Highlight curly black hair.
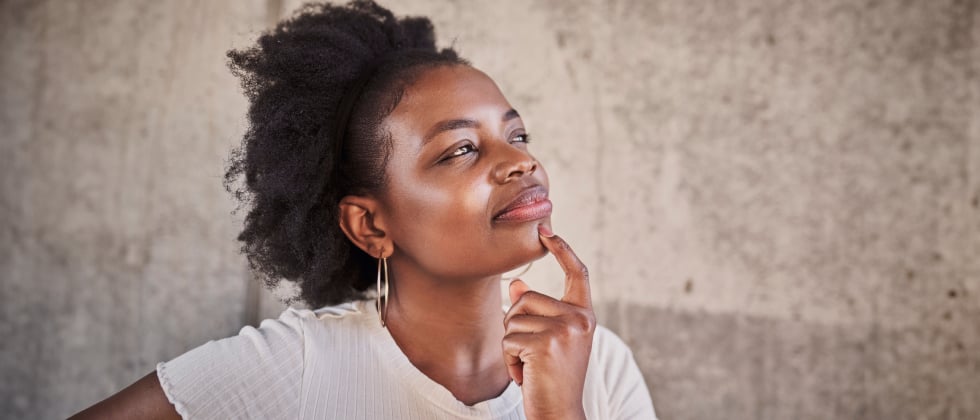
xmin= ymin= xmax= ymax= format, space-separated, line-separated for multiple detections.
xmin=224 ymin=1 xmax=468 ymax=308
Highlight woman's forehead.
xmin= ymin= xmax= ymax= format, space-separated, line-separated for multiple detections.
xmin=388 ymin=66 xmax=515 ymax=133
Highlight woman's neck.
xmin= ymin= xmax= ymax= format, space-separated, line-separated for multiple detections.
xmin=382 ymin=259 xmax=513 ymax=405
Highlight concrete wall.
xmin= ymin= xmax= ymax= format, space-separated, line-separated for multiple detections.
xmin=1 ymin=0 xmax=977 ymax=418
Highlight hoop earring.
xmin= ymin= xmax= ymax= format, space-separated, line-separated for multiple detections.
xmin=376 ymin=250 xmax=390 ymax=328
xmin=501 ymin=262 xmax=533 ymax=282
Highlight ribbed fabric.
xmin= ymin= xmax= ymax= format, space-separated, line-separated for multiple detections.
xmin=157 ymin=300 xmax=657 ymax=419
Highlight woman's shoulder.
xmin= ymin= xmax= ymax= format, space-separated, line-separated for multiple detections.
xmin=280 ymin=299 xmax=382 ymax=350
xmin=154 ymin=300 xmax=377 ymax=419
xmin=305 ymin=299 xmax=371 ymax=318
xmin=217 ymin=300 xmax=373 ymax=348
xmin=287 ymin=299 xmax=376 ymax=332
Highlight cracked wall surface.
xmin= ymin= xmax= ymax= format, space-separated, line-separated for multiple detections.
xmin=1 ymin=0 xmax=978 ymax=418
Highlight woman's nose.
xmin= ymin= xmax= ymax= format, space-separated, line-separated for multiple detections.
xmin=492 ymin=147 xmax=537 ymax=184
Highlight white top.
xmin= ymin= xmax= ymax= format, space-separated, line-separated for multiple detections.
xmin=156 ymin=300 xmax=657 ymax=419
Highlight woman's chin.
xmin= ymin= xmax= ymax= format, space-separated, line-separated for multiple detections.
xmin=504 ymin=247 xmax=548 ymax=273
xmin=499 ymin=223 xmax=551 ymax=272
xmin=525 ymin=219 xmax=551 ymax=257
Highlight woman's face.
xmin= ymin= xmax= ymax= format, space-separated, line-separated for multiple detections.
xmin=379 ymin=65 xmax=551 ymax=280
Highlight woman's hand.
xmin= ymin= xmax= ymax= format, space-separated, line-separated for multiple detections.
xmin=503 ymin=225 xmax=595 ymax=420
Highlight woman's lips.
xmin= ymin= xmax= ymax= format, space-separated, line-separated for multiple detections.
xmin=494 ymin=186 xmax=553 ymax=222
xmin=494 ymin=198 xmax=553 ymax=222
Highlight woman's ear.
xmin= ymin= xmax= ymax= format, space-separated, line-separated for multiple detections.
xmin=338 ymin=195 xmax=392 ymax=258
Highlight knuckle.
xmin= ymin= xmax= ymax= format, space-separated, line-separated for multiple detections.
xmin=585 ymin=312 xmax=597 ymax=331
xmin=555 ymin=325 xmax=573 ymax=340
xmin=577 ymin=265 xmax=590 ymax=279
xmin=501 ymin=333 xmax=519 ymax=348
xmin=570 ymin=310 xmax=596 ymax=331
xmin=556 ymin=238 xmax=572 ymax=252
xmin=503 ymin=314 xmax=523 ymax=329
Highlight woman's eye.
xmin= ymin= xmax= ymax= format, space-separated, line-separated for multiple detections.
xmin=449 ymin=144 xmax=476 ymax=157
xmin=512 ymin=133 xmax=532 ymax=144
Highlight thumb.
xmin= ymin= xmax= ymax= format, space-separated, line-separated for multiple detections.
xmin=508 ymin=279 xmax=531 ymax=306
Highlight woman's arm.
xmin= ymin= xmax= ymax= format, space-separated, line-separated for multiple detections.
xmin=69 ymin=371 xmax=180 ymax=420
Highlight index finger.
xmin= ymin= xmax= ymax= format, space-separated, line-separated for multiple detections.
xmin=538 ymin=225 xmax=592 ymax=308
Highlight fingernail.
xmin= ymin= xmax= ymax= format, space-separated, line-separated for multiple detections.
xmin=538 ymin=224 xmax=554 ymax=237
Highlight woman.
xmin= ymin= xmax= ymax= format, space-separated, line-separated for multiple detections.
xmin=72 ymin=1 xmax=655 ymax=419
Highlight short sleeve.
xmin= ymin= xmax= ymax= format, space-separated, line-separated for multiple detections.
xmin=591 ymin=326 xmax=658 ymax=420
xmin=156 ymin=308 xmax=306 ymax=419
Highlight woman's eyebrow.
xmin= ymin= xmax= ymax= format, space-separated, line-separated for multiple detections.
xmin=422 ymin=108 xmax=522 ymax=146
xmin=424 ymin=119 xmax=478 ymax=144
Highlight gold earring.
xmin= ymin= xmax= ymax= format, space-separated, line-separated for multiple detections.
xmin=501 ymin=262 xmax=533 ymax=282
xmin=376 ymin=250 xmax=390 ymax=328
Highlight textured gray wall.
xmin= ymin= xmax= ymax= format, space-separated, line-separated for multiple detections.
xmin=1 ymin=0 xmax=978 ymax=419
